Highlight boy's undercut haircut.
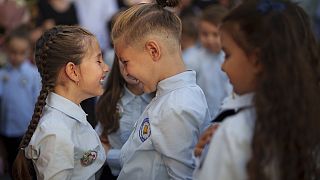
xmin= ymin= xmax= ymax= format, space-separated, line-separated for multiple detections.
xmin=111 ymin=0 xmax=182 ymax=46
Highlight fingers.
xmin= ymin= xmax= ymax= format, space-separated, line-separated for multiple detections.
xmin=194 ymin=123 xmax=220 ymax=157
xmin=194 ymin=147 xmax=203 ymax=157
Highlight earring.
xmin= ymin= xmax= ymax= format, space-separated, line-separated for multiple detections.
xmin=76 ymin=81 xmax=80 ymax=86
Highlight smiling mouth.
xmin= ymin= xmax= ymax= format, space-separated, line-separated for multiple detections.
xmin=127 ymin=75 xmax=140 ymax=83
xmin=100 ymin=76 xmax=106 ymax=85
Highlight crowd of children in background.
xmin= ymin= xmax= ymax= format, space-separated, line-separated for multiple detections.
xmin=0 ymin=0 xmax=320 ymax=179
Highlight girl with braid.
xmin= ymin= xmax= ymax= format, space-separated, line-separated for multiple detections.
xmin=12 ymin=25 xmax=109 ymax=180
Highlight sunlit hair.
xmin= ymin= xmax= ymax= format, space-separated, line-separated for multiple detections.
xmin=111 ymin=0 xmax=182 ymax=46
xmin=12 ymin=25 xmax=94 ymax=180
xmin=221 ymin=0 xmax=320 ymax=179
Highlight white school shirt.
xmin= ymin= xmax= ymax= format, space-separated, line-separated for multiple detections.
xmin=118 ymin=70 xmax=211 ymax=180
xmin=25 ymin=92 xmax=106 ymax=180
xmin=95 ymin=86 xmax=152 ymax=175
xmin=193 ymin=93 xmax=255 ymax=180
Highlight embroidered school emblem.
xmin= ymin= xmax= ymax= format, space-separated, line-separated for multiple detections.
xmin=80 ymin=150 xmax=97 ymax=167
xmin=139 ymin=118 xmax=151 ymax=142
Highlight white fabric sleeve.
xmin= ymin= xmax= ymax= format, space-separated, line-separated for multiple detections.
xmin=194 ymin=118 xmax=251 ymax=180
xmin=33 ymin=125 xmax=74 ymax=180
xmin=151 ymin=107 xmax=202 ymax=180
xmin=106 ymin=149 xmax=121 ymax=176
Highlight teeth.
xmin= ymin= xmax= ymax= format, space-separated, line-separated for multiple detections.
xmin=100 ymin=79 xmax=105 ymax=85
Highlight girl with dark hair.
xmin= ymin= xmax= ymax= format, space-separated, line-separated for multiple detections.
xmin=95 ymin=56 xmax=152 ymax=177
xmin=194 ymin=0 xmax=320 ymax=179
xmin=12 ymin=25 xmax=109 ymax=180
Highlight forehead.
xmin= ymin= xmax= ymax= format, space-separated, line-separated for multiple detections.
xmin=8 ymin=37 xmax=29 ymax=47
xmin=221 ymin=31 xmax=233 ymax=45
xmin=199 ymin=21 xmax=219 ymax=31
xmin=83 ymin=37 xmax=101 ymax=57
xmin=114 ymin=39 xmax=131 ymax=57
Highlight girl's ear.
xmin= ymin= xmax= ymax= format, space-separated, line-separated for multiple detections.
xmin=65 ymin=62 xmax=80 ymax=83
xmin=249 ymin=49 xmax=263 ymax=74
xmin=145 ymin=40 xmax=161 ymax=61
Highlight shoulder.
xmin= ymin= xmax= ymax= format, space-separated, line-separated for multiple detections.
xmin=218 ymin=107 xmax=255 ymax=143
xmin=151 ymin=88 xmax=210 ymax=127
xmin=39 ymin=107 xmax=76 ymax=136
xmin=158 ymin=86 xmax=207 ymax=114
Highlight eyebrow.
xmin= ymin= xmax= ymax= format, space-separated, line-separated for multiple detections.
xmin=95 ymin=52 xmax=102 ymax=58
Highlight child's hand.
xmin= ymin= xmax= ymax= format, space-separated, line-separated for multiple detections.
xmin=100 ymin=136 xmax=111 ymax=155
xmin=194 ymin=123 xmax=220 ymax=157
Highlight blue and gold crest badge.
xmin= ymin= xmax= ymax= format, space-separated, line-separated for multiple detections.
xmin=139 ymin=118 xmax=151 ymax=142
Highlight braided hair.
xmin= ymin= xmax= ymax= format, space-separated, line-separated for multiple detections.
xmin=12 ymin=25 xmax=94 ymax=180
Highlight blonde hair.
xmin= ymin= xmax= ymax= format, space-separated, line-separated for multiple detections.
xmin=112 ymin=0 xmax=182 ymax=46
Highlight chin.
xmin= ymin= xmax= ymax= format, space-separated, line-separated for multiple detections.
xmin=143 ymin=86 xmax=156 ymax=93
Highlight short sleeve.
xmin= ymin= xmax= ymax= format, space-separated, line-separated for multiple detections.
xmin=194 ymin=116 xmax=252 ymax=180
xmin=30 ymin=124 xmax=74 ymax=180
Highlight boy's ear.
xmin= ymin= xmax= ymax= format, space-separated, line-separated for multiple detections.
xmin=65 ymin=62 xmax=80 ymax=82
xmin=145 ymin=40 xmax=161 ymax=61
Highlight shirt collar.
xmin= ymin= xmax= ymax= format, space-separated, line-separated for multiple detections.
xmin=46 ymin=92 xmax=88 ymax=124
xmin=121 ymin=86 xmax=153 ymax=106
xmin=121 ymin=86 xmax=136 ymax=106
xmin=5 ymin=60 xmax=29 ymax=71
xmin=156 ymin=70 xmax=196 ymax=97
xmin=220 ymin=92 xmax=255 ymax=111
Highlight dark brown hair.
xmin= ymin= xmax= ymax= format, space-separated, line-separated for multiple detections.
xmin=95 ymin=56 xmax=125 ymax=138
xmin=221 ymin=0 xmax=320 ymax=179
xmin=12 ymin=25 xmax=94 ymax=180
xmin=111 ymin=0 xmax=182 ymax=46
xmin=4 ymin=24 xmax=31 ymax=46
xmin=200 ymin=5 xmax=229 ymax=27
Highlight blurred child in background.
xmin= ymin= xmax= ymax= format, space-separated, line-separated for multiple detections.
xmin=0 ymin=24 xmax=40 ymax=177
xmin=196 ymin=5 xmax=232 ymax=118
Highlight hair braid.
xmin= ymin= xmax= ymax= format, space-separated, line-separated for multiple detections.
xmin=13 ymin=27 xmax=61 ymax=180
xmin=13 ymin=25 xmax=95 ymax=180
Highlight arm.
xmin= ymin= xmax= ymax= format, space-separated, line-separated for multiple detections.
xmin=32 ymin=126 xmax=74 ymax=180
xmin=194 ymin=123 xmax=220 ymax=157
xmin=96 ymin=124 xmax=120 ymax=176
xmin=194 ymin=118 xmax=251 ymax=180
xmin=151 ymin=107 xmax=202 ymax=180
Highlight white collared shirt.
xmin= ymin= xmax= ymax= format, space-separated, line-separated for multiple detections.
xmin=25 ymin=92 xmax=106 ymax=180
xmin=95 ymin=87 xmax=152 ymax=175
xmin=118 ymin=70 xmax=211 ymax=180
xmin=193 ymin=93 xmax=255 ymax=180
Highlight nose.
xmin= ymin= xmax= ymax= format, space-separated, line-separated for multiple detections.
xmin=102 ymin=62 xmax=109 ymax=72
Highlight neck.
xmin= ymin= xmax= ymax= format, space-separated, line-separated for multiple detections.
xmin=159 ymin=53 xmax=186 ymax=81
xmin=54 ymin=84 xmax=85 ymax=105
xmin=127 ymin=83 xmax=144 ymax=95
